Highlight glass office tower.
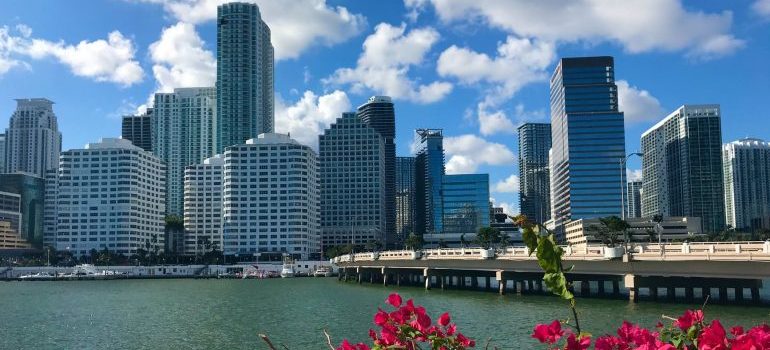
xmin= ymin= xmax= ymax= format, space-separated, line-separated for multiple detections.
xmin=414 ymin=129 xmax=445 ymax=235
xmin=395 ymin=156 xmax=416 ymax=245
xmin=549 ymin=56 xmax=626 ymax=236
xmin=518 ymin=123 xmax=552 ymax=224
xmin=441 ymin=174 xmax=490 ymax=234
xmin=216 ymin=2 xmax=274 ymax=152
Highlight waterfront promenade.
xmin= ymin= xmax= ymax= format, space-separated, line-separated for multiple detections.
xmin=334 ymin=242 xmax=770 ymax=304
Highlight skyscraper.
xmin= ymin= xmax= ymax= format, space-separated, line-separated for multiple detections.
xmin=216 ymin=2 xmax=274 ymax=152
xmin=641 ymin=105 xmax=725 ymax=233
xmin=626 ymin=180 xmax=642 ymax=218
xmin=723 ymin=138 xmax=770 ymax=231
xmin=357 ymin=96 xmax=396 ymax=246
xmin=152 ymin=87 xmax=217 ymax=215
xmin=184 ymin=155 xmax=225 ymax=255
xmin=122 ymin=108 xmax=153 ymax=152
xmin=549 ymin=57 xmax=626 ymax=235
xmin=4 ymin=98 xmax=62 ymax=177
xmin=414 ymin=129 xmax=445 ymax=235
xmin=222 ymin=134 xmax=319 ymax=260
xmin=54 ymin=138 xmax=166 ymax=257
xmin=396 ymin=156 xmax=416 ymax=245
xmin=319 ymin=112 xmax=385 ymax=250
xmin=518 ymin=123 xmax=551 ymax=224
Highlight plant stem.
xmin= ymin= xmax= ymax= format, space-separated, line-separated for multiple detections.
xmin=570 ymin=303 xmax=581 ymax=334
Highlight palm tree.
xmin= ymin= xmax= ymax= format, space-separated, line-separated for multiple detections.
xmin=404 ymin=233 xmax=424 ymax=251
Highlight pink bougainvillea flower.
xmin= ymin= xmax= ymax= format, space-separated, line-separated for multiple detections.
xmin=674 ymin=309 xmax=705 ymax=332
xmin=565 ymin=333 xmax=591 ymax=350
xmin=386 ymin=293 xmax=402 ymax=308
xmin=698 ymin=320 xmax=729 ymax=350
xmin=336 ymin=339 xmax=371 ymax=350
xmin=532 ymin=320 xmax=564 ymax=344
xmin=438 ymin=312 xmax=451 ymax=327
xmin=373 ymin=308 xmax=388 ymax=326
xmin=730 ymin=326 xmax=745 ymax=336
xmin=456 ymin=333 xmax=475 ymax=347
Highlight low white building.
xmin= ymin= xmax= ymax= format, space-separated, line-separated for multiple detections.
xmin=566 ymin=216 xmax=703 ymax=246
xmin=54 ymin=138 xmax=166 ymax=257
xmin=222 ymin=133 xmax=320 ymax=260
xmin=183 ymin=154 xmax=224 ymax=255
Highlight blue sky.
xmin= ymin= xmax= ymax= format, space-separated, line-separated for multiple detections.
xmin=1 ymin=0 xmax=769 ymax=214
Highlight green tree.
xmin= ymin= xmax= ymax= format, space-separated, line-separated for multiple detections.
xmin=475 ymin=226 xmax=502 ymax=249
xmin=404 ymin=233 xmax=424 ymax=251
xmin=585 ymin=216 xmax=629 ymax=247
xmin=364 ymin=239 xmax=383 ymax=252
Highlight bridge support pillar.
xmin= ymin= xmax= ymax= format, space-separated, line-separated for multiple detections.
xmin=719 ymin=287 xmax=728 ymax=303
xmin=598 ymin=280 xmax=606 ymax=296
xmin=471 ymin=276 xmax=478 ymax=289
xmin=735 ymin=288 xmax=744 ymax=303
xmin=516 ymin=281 xmax=523 ymax=295
xmin=382 ymin=268 xmax=388 ymax=286
xmin=613 ymin=280 xmax=620 ymax=297
xmin=751 ymin=287 xmax=760 ymax=304
xmin=685 ymin=287 xmax=694 ymax=303
xmin=580 ymin=280 xmax=590 ymax=296
xmin=496 ymin=271 xmax=505 ymax=295
xmin=485 ymin=276 xmax=492 ymax=291
xmin=667 ymin=287 xmax=676 ymax=301
xmin=424 ymin=268 xmax=432 ymax=290
xmin=624 ymin=274 xmax=638 ymax=303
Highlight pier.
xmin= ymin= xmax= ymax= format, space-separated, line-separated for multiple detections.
xmin=334 ymin=242 xmax=770 ymax=304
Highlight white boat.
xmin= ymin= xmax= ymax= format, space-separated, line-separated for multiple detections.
xmin=60 ymin=264 xmax=120 ymax=279
xmin=280 ymin=257 xmax=296 ymax=278
xmin=19 ymin=271 xmax=56 ymax=280
xmin=313 ymin=266 xmax=333 ymax=277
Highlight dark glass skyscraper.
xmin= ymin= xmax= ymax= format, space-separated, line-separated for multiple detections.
xmin=518 ymin=123 xmax=551 ymax=224
xmin=0 ymin=173 xmax=45 ymax=247
xmin=216 ymin=2 xmax=274 ymax=152
xmin=395 ymin=156 xmax=416 ymax=245
xmin=550 ymin=56 xmax=626 ymax=235
xmin=357 ymin=96 xmax=395 ymax=246
xmin=414 ymin=129 xmax=445 ymax=235
xmin=121 ymin=108 xmax=153 ymax=152
xmin=441 ymin=174 xmax=490 ymax=234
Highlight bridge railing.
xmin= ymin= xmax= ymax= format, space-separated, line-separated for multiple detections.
xmin=333 ymin=241 xmax=770 ymax=264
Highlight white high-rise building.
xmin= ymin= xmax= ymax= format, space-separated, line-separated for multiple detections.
xmin=222 ymin=134 xmax=319 ymax=260
xmin=0 ymin=133 xmax=6 ymax=173
xmin=43 ymin=169 xmax=58 ymax=247
xmin=723 ymin=138 xmax=770 ymax=231
xmin=55 ymin=138 xmax=165 ymax=257
xmin=152 ymin=87 xmax=217 ymax=216
xmin=184 ymin=155 xmax=224 ymax=255
xmin=5 ymin=98 xmax=62 ymax=177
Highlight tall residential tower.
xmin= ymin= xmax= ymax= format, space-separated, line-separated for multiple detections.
xmin=641 ymin=105 xmax=725 ymax=233
xmin=414 ymin=129 xmax=445 ymax=235
xmin=4 ymin=98 xmax=61 ymax=177
xmin=216 ymin=2 xmax=274 ymax=152
xmin=122 ymin=109 xmax=153 ymax=152
xmin=723 ymin=138 xmax=770 ymax=231
xmin=518 ymin=123 xmax=551 ymax=224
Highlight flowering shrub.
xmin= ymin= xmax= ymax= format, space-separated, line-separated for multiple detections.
xmin=532 ymin=309 xmax=770 ymax=349
xmin=336 ymin=293 xmax=475 ymax=350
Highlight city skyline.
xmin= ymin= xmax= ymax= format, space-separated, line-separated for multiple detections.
xmin=1 ymin=1 xmax=769 ymax=215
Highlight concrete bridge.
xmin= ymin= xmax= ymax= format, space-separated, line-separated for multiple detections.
xmin=333 ymin=242 xmax=770 ymax=304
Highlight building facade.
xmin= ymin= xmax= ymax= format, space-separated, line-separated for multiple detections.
xmin=319 ymin=112 xmax=385 ymax=250
xmin=627 ymin=180 xmax=643 ymax=218
xmin=723 ymin=138 xmax=770 ymax=231
xmin=0 ymin=133 xmax=5 ymax=173
xmin=566 ymin=216 xmax=702 ymax=246
xmin=121 ymin=108 xmax=153 ymax=152
xmin=184 ymin=155 xmax=225 ymax=255
xmin=0 ymin=221 xmax=31 ymax=250
xmin=216 ymin=2 xmax=274 ymax=152
xmin=0 ymin=191 xmax=22 ymax=235
xmin=641 ymin=105 xmax=725 ymax=233
xmin=152 ymin=87 xmax=217 ymax=215
xmin=395 ymin=156 xmax=416 ymax=246
xmin=518 ymin=123 xmax=551 ymax=224
xmin=43 ymin=169 xmax=58 ymax=247
xmin=441 ymin=174 xmax=490 ymax=234
xmin=54 ymin=138 xmax=166 ymax=257
xmin=414 ymin=129 xmax=445 ymax=235
xmin=357 ymin=96 xmax=396 ymax=246
xmin=4 ymin=98 xmax=62 ymax=177
xmin=0 ymin=173 xmax=45 ymax=247
xmin=222 ymin=134 xmax=319 ymax=260
xmin=549 ymin=57 xmax=626 ymax=236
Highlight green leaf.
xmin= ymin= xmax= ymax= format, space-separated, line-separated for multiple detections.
xmin=522 ymin=227 xmax=538 ymax=255
xmin=543 ymin=272 xmax=573 ymax=300
xmin=536 ymin=235 xmax=563 ymax=273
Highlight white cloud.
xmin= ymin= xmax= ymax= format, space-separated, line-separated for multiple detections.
xmin=133 ymin=0 xmax=366 ymax=60
xmin=753 ymin=0 xmax=770 ymax=18
xmin=490 ymin=197 xmax=518 ymax=216
xmin=477 ymin=103 xmax=546 ymax=136
xmin=148 ymin=22 xmax=216 ymax=93
xmin=275 ymin=90 xmax=351 ymax=150
xmin=324 ymin=22 xmax=453 ymax=104
xmin=0 ymin=26 xmax=30 ymax=75
xmin=437 ymin=36 xmax=555 ymax=106
xmin=493 ymin=174 xmax=520 ymax=193
xmin=627 ymin=169 xmax=643 ymax=182
xmin=616 ymin=80 xmax=664 ymax=124
xmin=24 ymin=31 xmax=144 ymax=86
xmin=444 ymin=134 xmax=516 ymax=173
xmin=413 ymin=0 xmax=744 ymax=59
